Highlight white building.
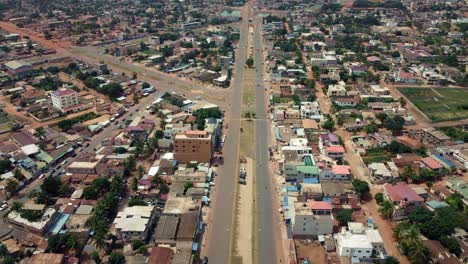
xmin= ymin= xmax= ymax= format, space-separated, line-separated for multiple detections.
xmin=335 ymin=222 xmax=385 ymax=261
xmin=310 ymin=51 xmax=338 ymax=68
xmin=368 ymin=162 xmax=399 ymax=183
xmin=51 ymin=88 xmax=80 ymax=113
xmin=290 ymin=200 xmax=333 ymax=237
xmin=113 ymin=206 xmax=156 ymax=241
xmin=300 ymin=101 xmax=322 ymax=120
xmin=327 ymin=81 xmax=347 ymax=97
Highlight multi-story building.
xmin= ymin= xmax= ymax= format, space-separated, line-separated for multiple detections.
xmin=51 ymin=88 xmax=80 ymax=113
xmin=290 ymin=200 xmax=333 ymax=237
xmin=383 ymin=182 xmax=424 ymax=220
xmin=173 ymin=167 xmax=208 ymax=183
xmin=113 ymin=206 xmax=157 ymax=241
xmin=174 ymin=130 xmax=212 ymax=164
xmin=335 ymin=222 xmax=385 ymax=260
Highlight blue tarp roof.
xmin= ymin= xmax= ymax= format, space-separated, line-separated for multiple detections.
xmin=283 ymin=193 xmax=289 ymax=210
xmin=303 ymin=177 xmax=319 ymax=184
xmin=202 ymin=196 xmax=209 ymax=203
xmin=274 ymin=127 xmax=281 ymax=141
xmin=49 ymin=213 xmax=70 ymax=235
xmin=286 ymin=186 xmax=298 ymax=192
xmin=432 ymin=153 xmax=455 ymax=167
xmin=192 ymin=242 xmax=199 ymax=251
xmin=322 ymin=197 xmax=333 ymax=203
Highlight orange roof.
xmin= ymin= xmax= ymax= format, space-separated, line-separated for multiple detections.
xmin=186 ymin=130 xmax=207 ymax=135
xmin=421 ymin=157 xmax=443 ymax=170
xmin=308 ymin=201 xmax=332 ymax=211
xmin=332 ymin=165 xmax=351 ymax=175
xmin=326 ymin=146 xmax=345 ymax=153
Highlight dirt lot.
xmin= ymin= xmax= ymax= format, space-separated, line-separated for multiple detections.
xmin=295 ymin=239 xmax=326 ymax=264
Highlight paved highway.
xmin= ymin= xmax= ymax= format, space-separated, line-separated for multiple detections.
xmin=252 ymin=14 xmax=278 ymax=264
xmin=206 ymin=5 xmax=250 ymax=264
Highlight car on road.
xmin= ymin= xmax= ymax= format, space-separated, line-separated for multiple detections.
xmin=239 ymin=178 xmax=246 ymax=184
xmin=0 ymin=204 xmax=7 ymax=211
xmin=203 ymin=257 xmax=208 ymax=264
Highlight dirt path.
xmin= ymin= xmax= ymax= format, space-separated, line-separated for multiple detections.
xmin=0 ymin=21 xmax=71 ymax=51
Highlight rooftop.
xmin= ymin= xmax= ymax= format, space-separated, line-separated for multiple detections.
xmin=308 ymin=201 xmax=332 ymax=211
xmin=384 ymin=182 xmax=424 ymax=203
xmin=52 ymin=88 xmax=77 ymax=97
xmin=113 ymin=206 xmax=154 ymax=232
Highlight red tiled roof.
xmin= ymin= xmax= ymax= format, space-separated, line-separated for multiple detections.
xmin=186 ymin=130 xmax=207 ymax=135
xmin=326 ymin=146 xmax=345 ymax=153
xmin=308 ymin=201 xmax=332 ymax=210
xmin=147 ymin=247 xmax=174 ymax=264
xmin=399 ymin=70 xmax=413 ymax=79
xmin=332 ymin=165 xmax=351 ymax=175
xmin=52 ymin=88 xmax=76 ymax=97
xmin=421 ymin=157 xmax=443 ymax=170
xmin=384 ymin=182 xmax=424 ymax=203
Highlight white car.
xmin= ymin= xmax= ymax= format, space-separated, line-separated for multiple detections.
xmin=0 ymin=204 xmax=8 ymax=211
xmin=209 ymin=182 xmax=215 ymax=186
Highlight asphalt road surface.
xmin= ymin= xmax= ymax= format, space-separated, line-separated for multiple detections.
xmin=253 ymin=15 xmax=278 ymax=264
xmin=206 ymin=6 xmax=250 ymax=264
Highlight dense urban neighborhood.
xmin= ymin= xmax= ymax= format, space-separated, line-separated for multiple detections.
xmin=0 ymin=0 xmax=466 ymax=264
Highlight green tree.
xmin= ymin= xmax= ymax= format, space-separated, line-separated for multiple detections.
xmin=35 ymin=127 xmax=46 ymax=138
xmin=378 ymin=200 xmax=394 ymax=219
xmin=183 ymin=181 xmax=194 ymax=194
xmin=246 ymin=57 xmax=254 ymax=67
xmin=90 ymin=251 xmax=101 ymax=264
xmin=132 ymin=239 xmax=145 ymax=250
xmin=383 ymin=115 xmax=405 ymax=134
xmin=41 ymin=176 xmax=62 ymax=196
xmin=124 ymin=155 xmax=136 ymax=176
xmin=137 ymin=165 xmax=145 ymax=178
xmin=159 ymin=183 xmax=169 ymax=194
xmin=406 ymin=239 xmax=430 ymax=264
xmin=446 ymin=193 xmax=464 ymax=210
xmin=0 ymin=244 xmax=8 ymax=257
xmin=134 ymin=138 xmax=144 ymax=157
xmin=352 ymin=179 xmax=369 ymax=199
xmin=336 ymin=209 xmax=353 ymax=225
xmin=128 ymin=197 xmax=147 ymax=207
xmin=440 ymin=236 xmax=461 ymax=256
xmin=0 ymin=160 xmax=12 ymax=174
xmin=2 ymin=255 xmax=15 ymax=264
xmin=131 ymin=178 xmax=138 ymax=191
xmin=5 ymin=180 xmax=18 ymax=195
xmin=374 ymin=193 xmax=384 ymax=205
xmin=364 ymin=122 xmax=378 ymax=134
xmin=114 ymin=147 xmax=127 ymax=154
xmin=108 ymin=252 xmax=125 ymax=264
xmin=11 ymin=202 xmax=22 ymax=211
xmin=322 ymin=119 xmax=335 ymax=131
xmin=383 ymin=256 xmax=400 ymax=264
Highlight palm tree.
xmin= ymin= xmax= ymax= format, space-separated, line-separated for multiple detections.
xmin=406 ymin=239 xmax=430 ymax=264
xmin=398 ymin=225 xmax=422 ymax=256
xmin=137 ymin=165 xmax=145 ymax=179
xmin=378 ymin=199 xmax=394 ymax=219
xmin=90 ymin=251 xmax=101 ymax=264
xmin=35 ymin=127 xmax=46 ymax=139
